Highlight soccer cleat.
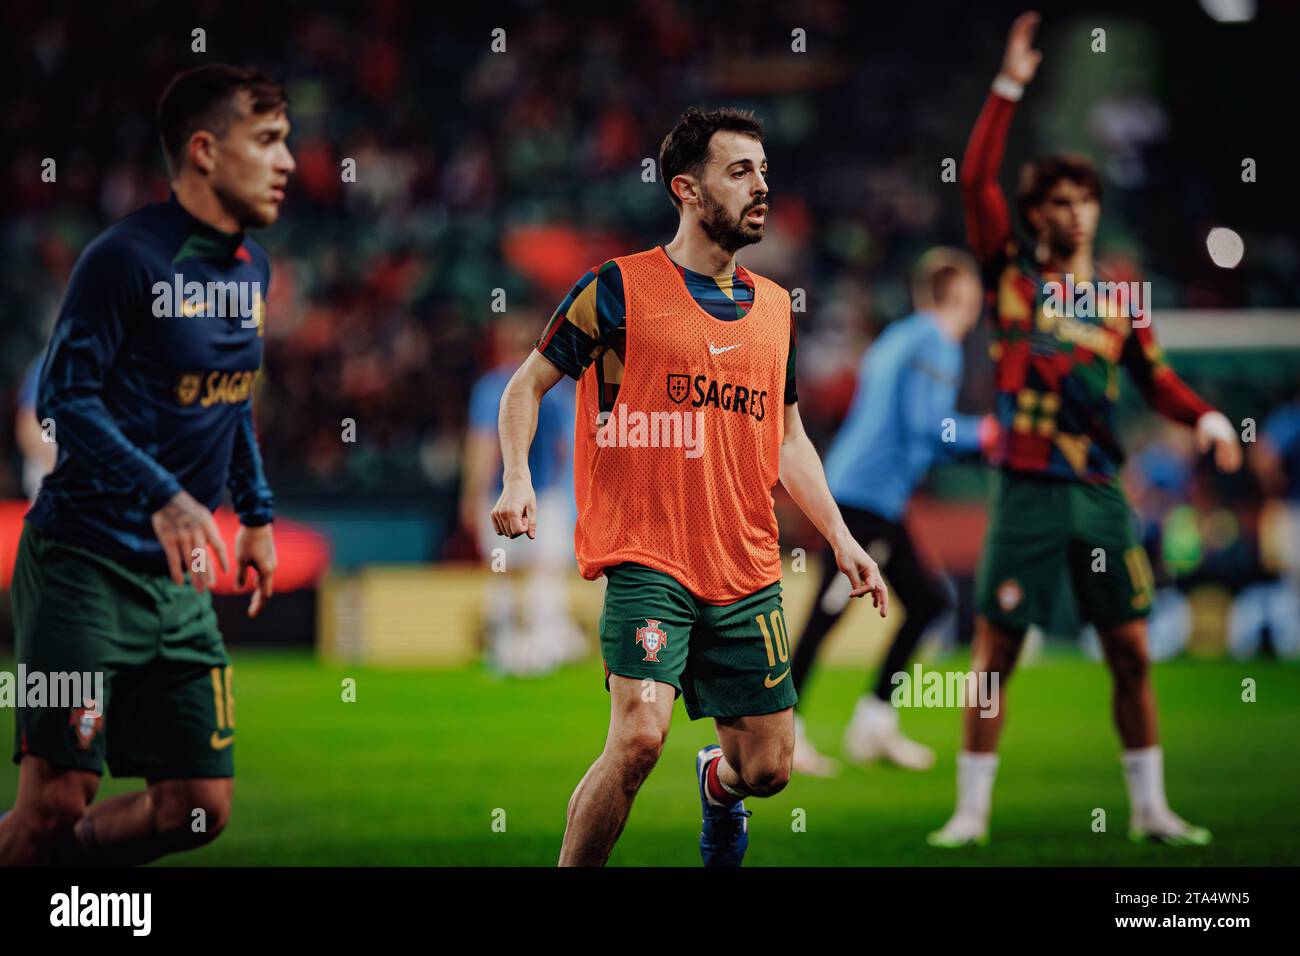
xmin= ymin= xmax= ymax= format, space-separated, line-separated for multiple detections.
xmin=844 ymin=716 xmax=935 ymax=771
xmin=1129 ymin=809 xmax=1212 ymax=846
xmin=926 ymin=811 xmax=990 ymax=848
xmin=793 ymin=716 xmax=840 ymax=778
xmin=696 ymin=745 xmax=751 ymax=867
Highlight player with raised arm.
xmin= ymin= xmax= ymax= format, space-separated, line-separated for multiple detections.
xmin=493 ymin=107 xmax=888 ymax=867
xmin=0 ymin=65 xmax=292 ymax=865
xmin=928 ymin=13 xmax=1242 ymax=849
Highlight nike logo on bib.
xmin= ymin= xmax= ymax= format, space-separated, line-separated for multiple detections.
xmin=708 ymin=343 xmax=741 ymax=355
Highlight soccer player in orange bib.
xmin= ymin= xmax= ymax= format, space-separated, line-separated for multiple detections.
xmin=493 ymin=107 xmax=888 ymax=866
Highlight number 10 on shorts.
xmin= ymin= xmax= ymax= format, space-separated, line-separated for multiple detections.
xmin=756 ymin=610 xmax=790 ymax=666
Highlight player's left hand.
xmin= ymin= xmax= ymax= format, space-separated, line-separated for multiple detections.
xmin=833 ymin=536 xmax=889 ymax=618
xmin=235 ymin=523 xmax=277 ymax=618
xmin=1195 ymin=410 xmax=1242 ymax=474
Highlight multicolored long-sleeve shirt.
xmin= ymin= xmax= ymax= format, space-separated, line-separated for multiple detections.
xmin=27 ymin=193 xmax=273 ymax=570
xmin=962 ymin=91 xmax=1213 ymax=483
xmin=534 ymin=248 xmax=797 ymax=413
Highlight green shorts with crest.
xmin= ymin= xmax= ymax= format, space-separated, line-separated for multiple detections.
xmin=976 ymin=471 xmax=1155 ymax=632
xmin=10 ymin=523 xmax=235 ymax=779
xmin=598 ymin=563 xmax=797 ymax=721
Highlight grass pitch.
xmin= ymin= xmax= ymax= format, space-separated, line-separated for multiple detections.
xmin=1 ymin=649 xmax=1297 ymax=866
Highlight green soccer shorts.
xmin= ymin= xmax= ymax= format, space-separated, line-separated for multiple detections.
xmin=11 ymin=523 xmax=235 ymax=779
xmin=599 ymin=562 xmax=798 ymax=721
xmin=976 ymin=470 xmax=1156 ymax=632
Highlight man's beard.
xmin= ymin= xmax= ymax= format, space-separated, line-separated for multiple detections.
xmin=699 ymin=187 xmax=764 ymax=254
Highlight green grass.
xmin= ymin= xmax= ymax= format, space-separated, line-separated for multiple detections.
xmin=1 ymin=650 xmax=1298 ymax=865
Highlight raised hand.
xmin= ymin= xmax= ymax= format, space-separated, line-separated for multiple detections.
xmin=1001 ymin=12 xmax=1043 ymax=86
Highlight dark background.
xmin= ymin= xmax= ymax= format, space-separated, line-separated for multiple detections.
xmin=2 ymin=0 xmax=1297 ymax=559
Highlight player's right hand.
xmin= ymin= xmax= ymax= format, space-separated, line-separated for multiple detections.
xmin=151 ymin=490 xmax=230 ymax=593
xmin=1196 ymin=410 xmax=1243 ymax=474
xmin=1001 ymin=11 xmax=1042 ymax=86
xmin=491 ymin=477 xmax=537 ymax=539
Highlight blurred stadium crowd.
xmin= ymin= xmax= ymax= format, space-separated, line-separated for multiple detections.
xmin=2 ymin=1 xmax=1298 ymax=636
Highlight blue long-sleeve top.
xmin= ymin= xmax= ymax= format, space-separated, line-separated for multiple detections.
xmin=26 ymin=193 xmax=273 ymax=570
xmin=823 ymin=311 xmax=981 ymax=521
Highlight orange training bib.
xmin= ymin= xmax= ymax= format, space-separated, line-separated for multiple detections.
xmin=573 ymin=246 xmax=791 ymax=603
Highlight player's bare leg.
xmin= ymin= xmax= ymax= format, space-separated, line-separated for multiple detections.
xmin=1096 ymin=619 xmax=1158 ymax=748
xmin=0 ymin=757 xmax=232 ymax=866
xmin=714 ymin=707 xmax=794 ymax=798
xmin=558 ymin=675 xmax=674 ymax=866
xmin=693 ymin=707 xmax=793 ymax=867
xmin=928 ymin=617 xmax=1023 ymax=847
xmin=0 ymin=757 xmax=98 ymax=865
xmin=62 ymin=778 xmax=233 ymax=865
xmin=1097 ymin=619 xmax=1210 ymax=845
xmin=963 ymin=617 xmax=1021 ymax=753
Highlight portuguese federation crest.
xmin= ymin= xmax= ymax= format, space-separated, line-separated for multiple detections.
xmin=68 ymin=700 xmax=103 ymax=752
xmin=635 ymin=619 xmax=668 ymax=662
xmin=176 ymin=373 xmax=201 ymax=406
xmin=997 ymin=579 xmax=1023 ymax=612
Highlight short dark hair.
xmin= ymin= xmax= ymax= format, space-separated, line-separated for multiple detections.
xmin=1016 ymin=153 xmax=1102 ymax=232
xmin=158 ymin=64 xmax=287 ymax=173
xmin=658 ymin=107 xmax=764 ymax=209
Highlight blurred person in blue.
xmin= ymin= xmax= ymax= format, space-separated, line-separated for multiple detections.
xmin=462 ymin=312 xmax=582 ymax=675
xmin=789 ymin=248 xmax=994 ymax=776
xmin=1254 ymin=395 xmax=1300 ymax=585
xmin=1236 ymin=395 xmax=1300 ymax=658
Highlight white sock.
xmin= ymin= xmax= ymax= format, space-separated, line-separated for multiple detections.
xmin=484 ymin=577 xmax=516 ymax=649
xmin=526 ymin=560 xmax=575 ymax=665
xmin=955 ymin=751 xmax=999 ymax=819
xmin=1121 ymin=746 xmax=1169 ymax=818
